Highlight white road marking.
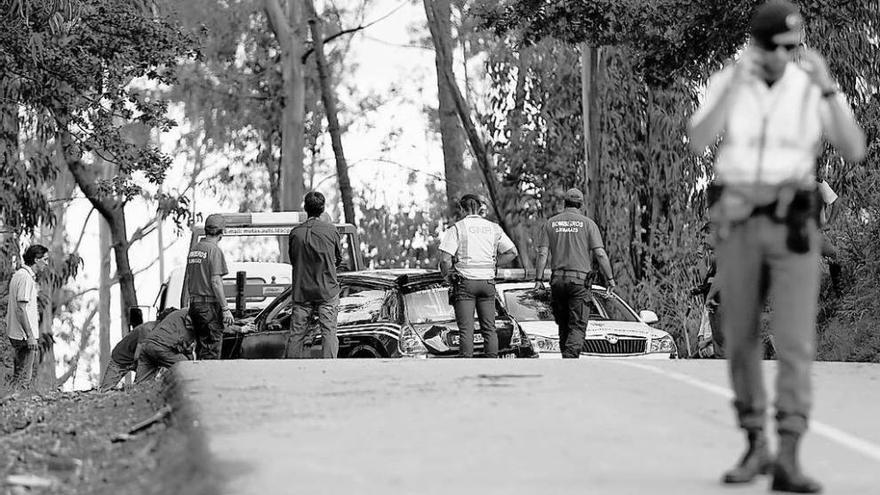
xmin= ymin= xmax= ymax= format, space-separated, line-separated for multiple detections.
xmin=616 ymin=361 xmax=880 ymax=464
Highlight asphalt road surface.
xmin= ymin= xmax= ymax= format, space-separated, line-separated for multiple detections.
xmin=174 ymin=359 xmax=880 ymax=495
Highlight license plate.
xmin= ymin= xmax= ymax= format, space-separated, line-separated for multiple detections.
xmin=450 ymin=334 xmax=484 ymax=346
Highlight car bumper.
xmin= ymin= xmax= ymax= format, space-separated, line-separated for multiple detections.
xmin=537 ymin=351 xmax=675 ymax=359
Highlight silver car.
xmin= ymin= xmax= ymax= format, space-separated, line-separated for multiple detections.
xmin=495 ymin=277 xmax=677 ymax=359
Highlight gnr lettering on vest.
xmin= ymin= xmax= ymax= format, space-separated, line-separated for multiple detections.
xmin=467 ymin=226 xmax=493 ymax=234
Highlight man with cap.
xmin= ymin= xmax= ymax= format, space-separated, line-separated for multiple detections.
xmin=534 ymin=188 xmax=615 ymax=358
xmin=288 ymin=191 xmax=343 ymax=359
xmin=688 ymin=1 xmax=865 ymax=492
xmin=439 ymin=194 xmax=518 ymax=358
xmin=185 ymin=213 xmax=234 ymax=360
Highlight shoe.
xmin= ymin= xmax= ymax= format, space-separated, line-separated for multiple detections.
xmin=722 ymin=429 xmax=773 ymax=484
xmin=771 ymin=433 xmax=822 ymax=493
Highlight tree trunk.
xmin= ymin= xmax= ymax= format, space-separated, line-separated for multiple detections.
xmin=582 ymin=44 xmax=603 ymax=223
xmin=305 ymin=0 xmax=355 ymax=225
xmin=265 ymin=0 xmax=306 ymax=215
xmin=99 ymin=211 xmax=112 ymax=376
xmin=423 ymin=0 xmax=511 ymax=236
xmin=430 ymin=0 xmax=466 ymax=219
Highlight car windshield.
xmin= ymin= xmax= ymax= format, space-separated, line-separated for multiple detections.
xmin=501 ymin=288 xmax=639 ymax=322
xmin=403 ymin=287 xmax=456 ymax=323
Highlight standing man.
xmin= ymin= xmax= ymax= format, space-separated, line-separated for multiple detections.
xmin=288 ymin=191 xmax=343 ymax=359
xmin=439 ymin=194 xmax=518 ymax=358
xmin=688 ymin=1 xmax=865 ymax=492
xmin=5 ymin=244 xmax=49 ymax=390
xmin=135 ymin=308 xmax=196 ymax=384
xmin=533 ymin=188 xmax=615 ymax=358
xmin=185 ymin=213 xmax=234 ymax=360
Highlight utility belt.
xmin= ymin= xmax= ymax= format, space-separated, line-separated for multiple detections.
xmin=447 ymin=272 xmax=461 ymax=306
xmin=189 ymin=295 xmax=218 ymax=303
xmin=708 ymin=183 xmax=821 ymax=253
xmin=551 ymin=269 xmax=594 ymax=283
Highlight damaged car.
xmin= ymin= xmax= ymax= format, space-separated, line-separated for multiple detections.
xmin=222 ymin=270 xmax=537 ymax=359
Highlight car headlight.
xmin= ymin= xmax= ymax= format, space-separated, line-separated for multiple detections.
xmin=530 ymin=335 xmax=560 ymax=353
xmin=649 ymin=334 xmax=675 ymax=354
xmin=398 ymin=325 xmax=428 ymax=357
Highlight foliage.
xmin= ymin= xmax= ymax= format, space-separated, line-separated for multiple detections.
xmin=359 ymin=179 xmax=446 ymax=270
xmin=470 ymin=0 xmax=880 ymax=356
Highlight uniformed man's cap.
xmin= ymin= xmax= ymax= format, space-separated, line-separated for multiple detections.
xmin=564 ymin=188 xmax=584 ymax=203
xmin=750 ymin=0 xmax=803 ymax=48
xmin=205 ymin=213 xmax=225 ymax=234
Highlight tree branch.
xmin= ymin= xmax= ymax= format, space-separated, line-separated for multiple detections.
xmin=301 ymin=0 xmax=409 ymax=63
xmin=55 ymin=304 xmax=98 ymax=388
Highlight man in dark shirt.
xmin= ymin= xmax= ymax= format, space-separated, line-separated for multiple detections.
xmin=288 ymin=191 xmax=343 ymax=358
xmin=98 ymin=308 xmax=177 ymax=391
xmin=185 ymin=213 xmax=233 ymax=360
xmin=135 ymin=308 xmax=196 ymax=384
xmin=534 ymin=188 xmax=616 ymax=358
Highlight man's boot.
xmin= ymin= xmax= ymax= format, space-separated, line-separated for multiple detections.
xmin=771 ymin=432 xmax=822 ymax=493
xmin=722 ymin=429 xmax=773 ymax=484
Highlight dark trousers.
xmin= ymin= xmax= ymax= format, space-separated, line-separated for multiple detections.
xmin=189 ymin=302 xmax=224 ymax=360
xmin=7 ymin=338 xmax=36 ymax=390
xmin=452 ymin=278 xmax=498 ymax=358
xmin=135 ymin=341 xmax=189 ymax=384
xmin=550 ymin=275 xmax=591 ymax=358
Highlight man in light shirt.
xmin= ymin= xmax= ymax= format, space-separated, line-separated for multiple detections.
xmin=5 ymin=244 xmax=50 ymax=390
xmin=688 ymin=1 xmax=866 ymax=492
xmin=439 ymin=194 xmax=518 ymax=358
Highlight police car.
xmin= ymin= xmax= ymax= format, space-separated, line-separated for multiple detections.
xmin=221 ymin=270 xmax=538 ymax=359
xmin=495 ymin=269 xmax=677 ymax=359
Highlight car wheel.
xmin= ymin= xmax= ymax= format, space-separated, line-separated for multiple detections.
xmin=347 ymin=343 xmax=383 ymax=358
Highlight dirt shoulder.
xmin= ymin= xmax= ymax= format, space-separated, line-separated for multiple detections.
xmin=1 ymin=376 xmax=217 ymax=495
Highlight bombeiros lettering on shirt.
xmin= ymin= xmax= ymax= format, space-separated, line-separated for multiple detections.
xmin=552 ymin=219 xmax=584 ymax=234
xmin=187 ymin=250 xmax=208 ymax=264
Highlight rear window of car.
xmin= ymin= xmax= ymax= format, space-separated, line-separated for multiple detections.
xmin=403 ymin=287 xmax=456 ymax=324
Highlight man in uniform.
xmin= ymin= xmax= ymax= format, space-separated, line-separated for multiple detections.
xmin=185 ymin=213 xmax=234 ymax=360
xmin=288 ymin=191 xmax=343 ymax=359
xmin=688 ymin=1 xmax=865 ymax=491
xmin=98 ymin=308 xmax=175 ymax=391
xmin=439 ymin=194 xmax=518 ymax=358
xmin=135 ymin=308 xmax=196 ymax=384
xmin=5 ymin=244 xmax=49 ymax=390
xmin=533 ymin=188 xmax=615 ymax=358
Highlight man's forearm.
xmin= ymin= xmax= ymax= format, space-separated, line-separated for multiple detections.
xmin=497 ymin=249 xmax=518 ymax=266
xmin=439 ymin=254 xmax=453 ymax=278
xmin=15 ymin=305 xmax=33 ymax=338
xmin=595 ymin=250 xmax=614 ymax=281
xmin=688 ymin=84 xmax=735 ymax=152
xmin=211 ymin=278 xmax=228 ymax=310
xmin=825 ymin=96 xmax=866 ymax=162
xmin=534 ymin=250 xmax=548 ymax=280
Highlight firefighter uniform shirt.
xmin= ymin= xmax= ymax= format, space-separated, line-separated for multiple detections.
xmin=439 ymin=215 xmax=515 ymax=280
xmin=185 ymin=238 xmax=228 ymax=298
xmin=537 ymin=208 xmax=603 ymax=273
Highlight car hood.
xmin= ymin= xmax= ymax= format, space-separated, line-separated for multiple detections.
xmin=519 ymin=320 xmax=668 ymax=339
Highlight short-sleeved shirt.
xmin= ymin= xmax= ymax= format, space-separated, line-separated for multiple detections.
xmin=536 ymin=208 xmax=604 ymax=273
xmin=185 ymin=238 xmax=228 ymax=298
xmin=439 ymin=215 xmax=515 ymax=280
xmin=6 ymin=266 xmax=39 ymax=340
xmin=690 ymin=63 xmax=854 ymax=186
xmin=288 ymin=217 xmax=342 ymax=303
xmin=111 ymin=321 xmax=156 ymax=368
xmin=142 ymin=309 xmax=195 ymax=354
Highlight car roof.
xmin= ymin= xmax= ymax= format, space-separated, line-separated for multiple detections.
xmin=339 ymin=269 xmax=445 ymax=293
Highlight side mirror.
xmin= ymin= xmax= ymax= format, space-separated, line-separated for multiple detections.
xmin=128 ymin=307 xmax=144 ymax=329
xmin=639 ymin=310 xmax=659 ymax=325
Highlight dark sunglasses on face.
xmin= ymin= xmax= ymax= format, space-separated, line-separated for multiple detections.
xmin=757 ymin=40 xmax=803 ymax=53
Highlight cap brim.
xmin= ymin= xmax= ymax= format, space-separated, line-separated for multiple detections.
xmin=771 ymin=30 xmax=802 ymax=45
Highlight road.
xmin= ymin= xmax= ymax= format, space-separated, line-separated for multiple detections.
xmin=173 ymin=359 xmax=880 ymax=495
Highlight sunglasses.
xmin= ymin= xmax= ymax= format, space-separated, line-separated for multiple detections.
xmin=757 ymin=40 xmax=803 ymax=53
